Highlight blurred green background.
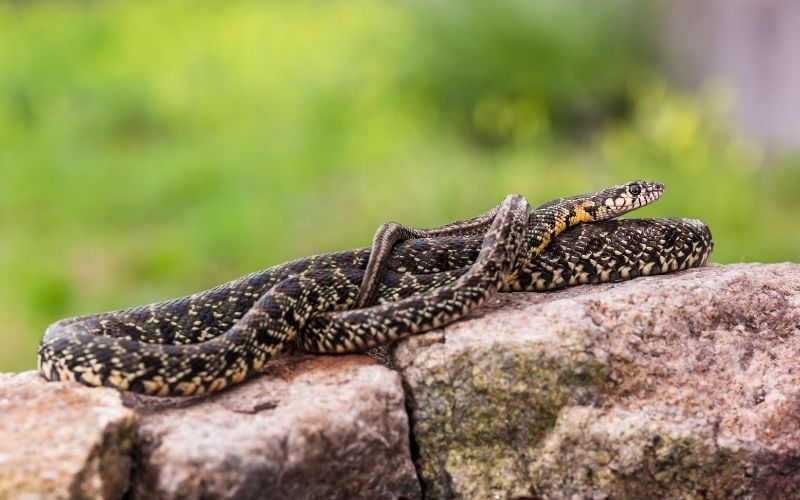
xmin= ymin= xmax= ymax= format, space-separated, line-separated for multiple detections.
xmin=1 ymin=0 xmax=798 ymax=372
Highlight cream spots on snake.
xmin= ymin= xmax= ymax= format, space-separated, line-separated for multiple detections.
xmin=37 ymin=185 xmax=710 ymax=396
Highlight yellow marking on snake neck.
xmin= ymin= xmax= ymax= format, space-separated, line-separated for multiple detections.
xmin=572 ymin=202 xmax=596 ymax=223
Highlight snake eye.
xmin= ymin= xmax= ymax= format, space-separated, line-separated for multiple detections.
xmin=628 ymin=183 xmax=641 ymax=196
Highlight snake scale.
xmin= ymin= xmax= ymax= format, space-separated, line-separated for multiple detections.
xmin=37 ymin=181 xmax=713 ymax=397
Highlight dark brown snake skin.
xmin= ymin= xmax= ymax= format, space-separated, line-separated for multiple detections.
xmin=37 ymin=181 xmax=713 ymax=396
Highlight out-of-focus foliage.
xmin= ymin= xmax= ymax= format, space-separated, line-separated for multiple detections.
xmin=407 ymin=0 xmax=654 ymax=144
xmin=0 ymin=0 xmax=797 ymax=371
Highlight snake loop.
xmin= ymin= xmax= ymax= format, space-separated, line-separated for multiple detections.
xmin=37 ymin=180 xmax=711 ymax=397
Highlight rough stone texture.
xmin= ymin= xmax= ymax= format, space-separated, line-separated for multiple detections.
xmin=0 ymin=371 xmax=137 ymax=499
xmin=393 ymin=263 xmax=800 ymax=499
xmin=125 ymin=354 xmax=421 ymax=500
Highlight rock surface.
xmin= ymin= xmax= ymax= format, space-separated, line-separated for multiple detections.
xmin=1 ymin=263 xmax=799 ymax=499
xmin=0 ymin=371 xmax=137 ymax=500
xmin=124 ymin=355 xmax=420 ymax=500
xmin=393 ymin=263 xmax=800 ymax=498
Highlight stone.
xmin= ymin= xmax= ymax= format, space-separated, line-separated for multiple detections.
xmin=393 ymin=263 xmax=800 ymax=498
xmin=125 ymin=354 xmax=421 ymax=500
xmin=0 ymin=371 xmax=137 ymax=500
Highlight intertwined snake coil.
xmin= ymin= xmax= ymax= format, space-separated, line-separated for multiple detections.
xmin=37 ymin=181 xmax=714 ymax=397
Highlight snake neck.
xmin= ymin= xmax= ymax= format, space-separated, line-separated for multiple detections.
xmin=514 ymin=200 xmax=598 ymax=272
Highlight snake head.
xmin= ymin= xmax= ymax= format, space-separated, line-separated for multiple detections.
xmin=592 ymin=180 xmax=664 ymax=220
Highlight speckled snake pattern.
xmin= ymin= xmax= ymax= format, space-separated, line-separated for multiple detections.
xmin=37 ymin=181 xmax=713 ymax=396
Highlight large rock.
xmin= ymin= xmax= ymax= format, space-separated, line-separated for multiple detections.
xmin=125 ymin=355 xmax=421 ymax=500
xmin=0 ymin=372 xmax=136 ymax=499
xmin=0 ymin=359 xmax=419 ymax=499
xmin=393 ymin=263 xmax=800 ymax=498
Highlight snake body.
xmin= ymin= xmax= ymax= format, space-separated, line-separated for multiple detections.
xmin=37 ymin=181 xmax=713 ymax=397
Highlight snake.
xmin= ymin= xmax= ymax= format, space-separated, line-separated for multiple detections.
xmin=37 ymin=181 xmax=713 ymax=397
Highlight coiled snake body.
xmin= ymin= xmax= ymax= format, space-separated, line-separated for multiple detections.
xmin=38 ymin=181 xmax=713 ymax=397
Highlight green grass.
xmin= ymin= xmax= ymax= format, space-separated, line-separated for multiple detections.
xmin=0 ymin=0 xmax=797 ymax=372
